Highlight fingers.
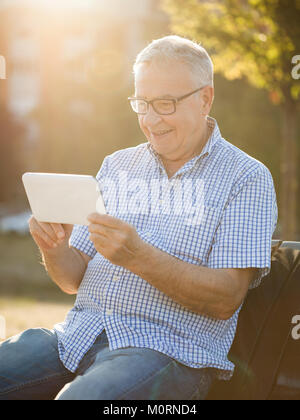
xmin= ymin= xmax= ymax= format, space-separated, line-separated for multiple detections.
xmin=50 ymin=223 xmax=67 ymax=240
xmin=87 ymin=213 xmax=125 ymax=230
xmin=89 ymin=232 xmax=107 ymax=246
xmin=88 ymin=223 xmax=110 ymax=238
xmin=39 ymin=222 xmax=59 ymax=242
xmin=28 ymin=216 xmax=68 ymax=249
xmin=29 ymin=218 xmax=57 ymax=248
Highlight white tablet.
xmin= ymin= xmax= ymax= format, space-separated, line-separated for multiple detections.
xmin=22 ymin=172 xmax=106 ymax=226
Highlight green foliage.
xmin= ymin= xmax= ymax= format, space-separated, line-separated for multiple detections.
xmin=162 ymin=0 xmax=300 ymax=237
xmin=162 ymin=0 xmax=300 ymax=102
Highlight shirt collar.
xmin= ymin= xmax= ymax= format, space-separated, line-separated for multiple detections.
xmin=198 ymin=116 xmax=220 ymax=158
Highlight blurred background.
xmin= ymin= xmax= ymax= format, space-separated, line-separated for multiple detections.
xmin=0 ymin=0 xmax=299 ymax=340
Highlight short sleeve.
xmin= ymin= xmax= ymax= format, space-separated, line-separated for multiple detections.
xmin=207 ymin=166 xmax=278 ymax=289
xmin=69 ymin=157 xmax=109 ymax=258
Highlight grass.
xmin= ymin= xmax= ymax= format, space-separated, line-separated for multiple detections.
xmin=0 ymin=232 xmax=74 ymax=341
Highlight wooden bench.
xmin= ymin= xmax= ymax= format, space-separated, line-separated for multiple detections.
xmin=206 ymin=240 xmax=300 ymax=400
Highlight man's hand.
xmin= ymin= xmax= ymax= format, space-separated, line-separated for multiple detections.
xmin=28 ymin=215 xmax=73 ymax=253
xmin=87 ymin=213 xmax=145 ymax=268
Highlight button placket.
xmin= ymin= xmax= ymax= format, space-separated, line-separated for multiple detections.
xmin=103 ymin=272 xmax=121 ymax=316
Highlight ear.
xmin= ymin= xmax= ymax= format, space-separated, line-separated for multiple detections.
xmin=201 ymin=86 xmax=214 ymax=115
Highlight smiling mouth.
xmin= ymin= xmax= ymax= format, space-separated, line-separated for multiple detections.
xmin=151 ymin=129 xmax=173 ymax=137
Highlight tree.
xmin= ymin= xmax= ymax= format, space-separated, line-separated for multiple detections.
xmin=162 ymin=0 xmax=300 ymax=239
xmin=0 ymin=106 xmax=24 ymax=203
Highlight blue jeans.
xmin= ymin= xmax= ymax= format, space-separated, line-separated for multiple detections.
xmin=0 ymin=328 xmax=215 ymax=400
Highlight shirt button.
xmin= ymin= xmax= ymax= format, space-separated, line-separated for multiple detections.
xmin=112 ymin=275 xmax=120 ymax=282
xmin=106 ymin=308 xmax=113 ymax=316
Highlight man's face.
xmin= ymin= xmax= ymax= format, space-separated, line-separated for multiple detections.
xmin=134 ymin=61 xmax=210 ymax=163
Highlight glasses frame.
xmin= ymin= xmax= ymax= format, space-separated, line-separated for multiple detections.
xmin=128 ymin=86 xmax=206 ymax=115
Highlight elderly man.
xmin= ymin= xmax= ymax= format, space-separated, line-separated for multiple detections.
xmin=0 ymin=35 xmax=277 ymax=400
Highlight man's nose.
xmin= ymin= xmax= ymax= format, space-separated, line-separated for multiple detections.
xmin=143 ymin=104 xmax=163 ymax=125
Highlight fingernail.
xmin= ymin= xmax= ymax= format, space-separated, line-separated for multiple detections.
xmin=58 ymin=232 xmax=64 ymax=239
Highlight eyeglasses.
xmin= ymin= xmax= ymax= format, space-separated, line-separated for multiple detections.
xmin=128 ymin=86 xmax=205 ymax=115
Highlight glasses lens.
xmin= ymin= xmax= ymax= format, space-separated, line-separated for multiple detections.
xmin=153 ymin=99 xmax=175 ymax=115
xmin=130 ymin=99 xmax=147 ymax=114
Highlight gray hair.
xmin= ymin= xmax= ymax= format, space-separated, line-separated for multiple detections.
xmin=133 ymin=35 xmax=214 ymax=87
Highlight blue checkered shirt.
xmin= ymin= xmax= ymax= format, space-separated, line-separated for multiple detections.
xmin=54 ymin=117 xmax=278 ymax=379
